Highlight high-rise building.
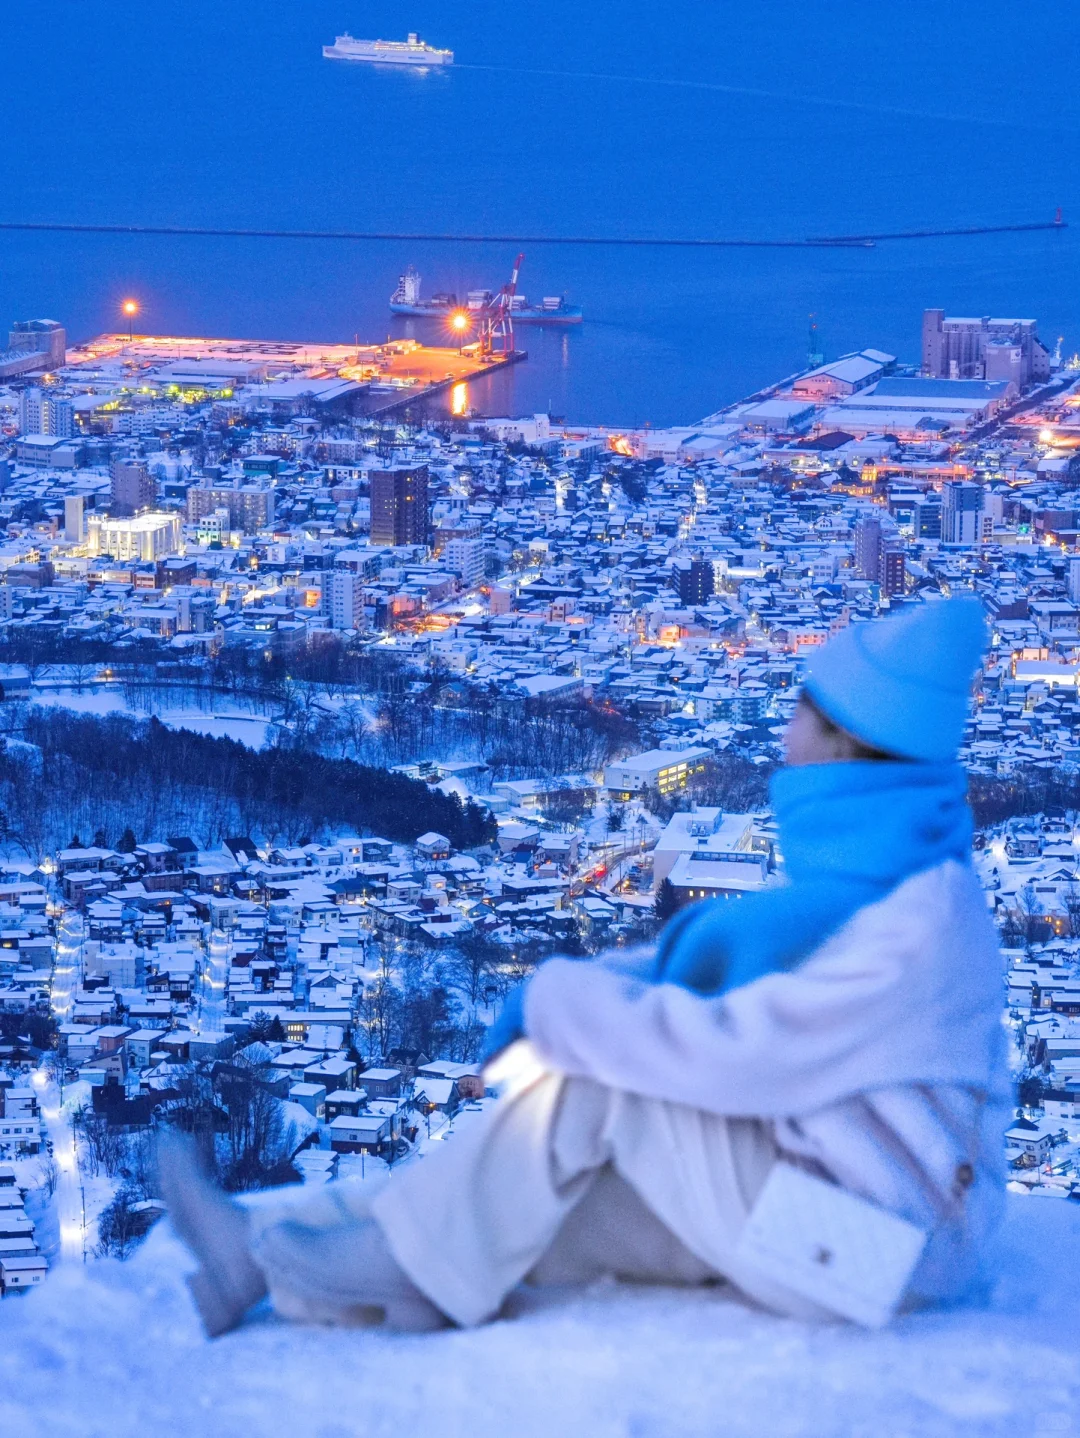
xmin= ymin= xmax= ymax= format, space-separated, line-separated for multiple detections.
xmin=881 ymin=545 xmax=906 ymax=598
xmin=369 ymin=465 xmax=429 ymax=546
xmin=443 ymin=536 xmax=486 ymax=587
xmin=1067 ymin=556 xmax=1080 ymax=604
xmin=19 ymin=387 xmax=74 ymax=437
xmin=327 ymin=569 xmax=362 ymax=630
xmin=853 ymin=514 xmax=883 ymax=582
xmin=64 ymin=495 xmax=84 ymax=543
xmin=51 ymin=396 xmax=74 ymax=438
xmin=914 ymin=495 xmax=942 ymax=539
xmin=941 ymin=482 xmax=985 ymax=546
xmin=921 ymin=310 xmax=1050 ymax=387
xmin=187 ymin=484 xmax=275 ymax=533
xmin=19 ymin=389 xmax=44 ymax=434
xmin=111 ymin=460 xmax=156 ymax=515
xmin=672 ymin=555 xmax=714 ymax=604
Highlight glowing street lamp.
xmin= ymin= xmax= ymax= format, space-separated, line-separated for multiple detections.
xmin=449 ymin=308 xmax=469 ymax=354
xmin=122 ymin=298 xmax=139 ymax=342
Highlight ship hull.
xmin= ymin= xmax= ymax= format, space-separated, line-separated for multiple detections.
xmin=323 ymin=46 xmax=453 ymax=66
xmin=390 ymin=302 xmax=454 ymax=316
xmin=392 ymin=301 xmax=583 ymax=325
xmin=512 ymin=309 xmax=584 ymax=325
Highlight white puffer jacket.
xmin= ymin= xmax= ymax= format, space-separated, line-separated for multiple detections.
xmin=523 ymin=860 xmax=1009 ymax=1303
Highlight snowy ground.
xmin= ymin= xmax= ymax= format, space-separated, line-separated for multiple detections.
xmin=2 ymin=1195 xmax=1079 ymax=1438
xmin=30 ymin=686 xmax=277 ymax=749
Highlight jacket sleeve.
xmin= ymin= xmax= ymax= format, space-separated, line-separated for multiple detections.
xmin=521 ymin=936 xmax=919 ymax=1119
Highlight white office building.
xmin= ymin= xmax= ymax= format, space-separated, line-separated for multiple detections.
xmin=443 ymin=536 xmax=486 ymax=587
xmin=1068 ymin=556 xmax=1080 ymax=605
xmin=603 ymin=746 xmax=711 ymax=800
xmin=941 ymin=482 xmax=989 ymax=546
xmin=64 ymin=495 xmax=84 ymax=543
xmin=19 ymin=388 xmax=74 ymax=438
xmin=327 ymin=569 xmax=361 ymax=630
xmin=89 ymin=512 xmax=182 ymax=562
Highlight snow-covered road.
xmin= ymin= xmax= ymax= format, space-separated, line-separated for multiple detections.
xmin=2 ymin=1195 xmax=1079 ymax=1438
xmin=35 ymin=1073 xmax=88 ymax=1265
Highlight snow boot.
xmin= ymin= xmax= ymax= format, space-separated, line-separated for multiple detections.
xmin=156 ymin=1131 xmax=268 ymax=1338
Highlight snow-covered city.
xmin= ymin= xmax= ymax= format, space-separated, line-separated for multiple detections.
xmin=0 ymin=301 xmax=1078 ymax=1431
xmin=4 ymin=3 xmax=1080 ymax=1434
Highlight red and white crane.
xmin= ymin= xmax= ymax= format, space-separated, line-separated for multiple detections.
xmin=479 ymin=251 xmax=524 ymax=355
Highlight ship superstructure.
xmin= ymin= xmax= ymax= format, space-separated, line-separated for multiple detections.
xmin=322 ymin=32 xmax=454 ymax=66
xmin=390 ymin=266 xmax=461 ymax=317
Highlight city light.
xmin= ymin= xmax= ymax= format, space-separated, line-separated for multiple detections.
xmin=448 ymin=309 xmax=470 ymax=355
xmin=451 ymin=381 xmax=468 ymax=416
xmin=122 ymin=298 xmax=139 ymax=342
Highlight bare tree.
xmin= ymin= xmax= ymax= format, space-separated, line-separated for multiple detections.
xmin=449 ymin=932 xmax=501 ymax=1013
xmin=1062 ymin=879 xmax=1080 ymax=938
xmin=97 ymin=1183 xmax=158 ymax=1259
xmin=69 ymin=659 xmax=98 ymax=695
xmin=37 ymin=1151 xmax=61 ymax=1200
xmin=360 ymin=974 xmax=402 ymax=1060
xmin=71 ymin=1105 xmax=126 ymax=1178
xmin=339 ymin=698 xmax=370 ymax=760
xmin=1016 ymin=884 xmax=1042 ymax=953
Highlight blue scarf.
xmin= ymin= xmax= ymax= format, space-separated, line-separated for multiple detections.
xmin=652 ymin=760 xmax=973 ymax=996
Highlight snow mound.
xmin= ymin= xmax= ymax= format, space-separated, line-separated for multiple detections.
xmin=3 ymin=1196 xmax=1080 ymax=1438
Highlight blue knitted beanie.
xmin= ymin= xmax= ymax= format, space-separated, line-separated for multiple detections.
xmin=802 ymin=597 xmax=987 ymax=762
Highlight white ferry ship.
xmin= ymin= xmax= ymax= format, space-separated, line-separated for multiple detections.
xmin=322 ymin=32 xmax=454 ymax=66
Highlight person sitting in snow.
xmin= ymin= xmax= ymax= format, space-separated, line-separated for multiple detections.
xmin=160 ymin=597 xmax=1006 ymax=1336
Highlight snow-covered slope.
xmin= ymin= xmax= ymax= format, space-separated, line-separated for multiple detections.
xmin=3 ymin=1195 xmax=1079 ymax=1438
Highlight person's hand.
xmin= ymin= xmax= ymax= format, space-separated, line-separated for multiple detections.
xmin=481 ymin=984 xmax=526 ymax=1063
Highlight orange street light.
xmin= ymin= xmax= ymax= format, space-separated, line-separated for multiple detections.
xmin=449 ymin=308 xmax=470 ymax=353
xmin=122 ymin=299 xmax=139 ymax=341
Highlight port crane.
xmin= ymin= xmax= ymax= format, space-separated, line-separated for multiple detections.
xmin=477 ymin=252 xmax=524 ymax=356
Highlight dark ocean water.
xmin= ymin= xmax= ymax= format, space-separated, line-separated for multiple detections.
xmin=2 ymin=1 xmax=1078 ymax=426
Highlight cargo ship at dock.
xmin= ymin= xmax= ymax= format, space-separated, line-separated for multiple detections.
xmin=390 ymin=266 xmax=582 ymax=325
xmin=322 ymin=33 xmax=454 ymax=66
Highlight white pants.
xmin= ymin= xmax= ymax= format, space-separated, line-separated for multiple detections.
xmin=250 ymin=1045 xmax=831 ymax=1326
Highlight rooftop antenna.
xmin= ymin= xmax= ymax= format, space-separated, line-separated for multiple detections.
xmin=807 ymin=313 xmax=824 ymax=368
